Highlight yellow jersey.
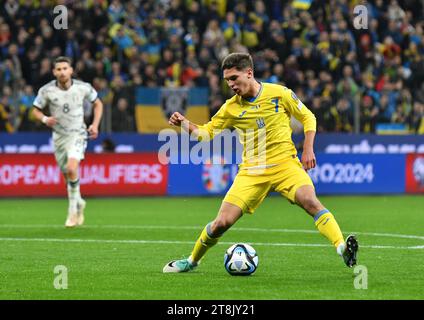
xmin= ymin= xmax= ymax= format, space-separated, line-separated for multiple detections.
xmin=197 ymin=82 xmax=316 ymax=168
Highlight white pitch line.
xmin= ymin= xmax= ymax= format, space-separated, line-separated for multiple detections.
xmin=0 ymin=237 xmax=422 ymax=250
xmin=1 ymin=224 xmax=424 ymax=241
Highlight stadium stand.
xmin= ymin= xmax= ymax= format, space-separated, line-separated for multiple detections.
xmin=0 ymin=0 xmax=423 ymax=134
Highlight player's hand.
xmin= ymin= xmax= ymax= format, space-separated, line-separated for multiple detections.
xmin=168 ymin=112 xmax=185 ymax=126
xmin=301 ymin=149 xmax=316 ymax=171
xmin=87 ymin=124 xmax=99 ymax=139
xmin=45 ymin=117 xmax=58 ymax=127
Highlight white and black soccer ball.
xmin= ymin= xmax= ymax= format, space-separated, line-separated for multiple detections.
xmin=224 ymin=243 xmax=258 ymax=276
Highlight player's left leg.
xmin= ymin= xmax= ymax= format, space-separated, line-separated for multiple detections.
xmin=294 ymin=185 xmax=343 ymax=247
xmin=273 ymin=157 xmax=358 ymax=267
xmin=294 ymin=185 xmax=358 ymax=267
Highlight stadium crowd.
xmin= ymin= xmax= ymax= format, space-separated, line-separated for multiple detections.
xmin=0 ymin=0 xmax=423 ymax=134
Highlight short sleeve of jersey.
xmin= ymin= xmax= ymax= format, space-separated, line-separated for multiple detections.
xmin=281 ymin=88 xmax=316 ymax=133
xmin=85 ymin=84 xmax=98 ymax=103
xmin=33 ymin=87 xmax=48 ymax=109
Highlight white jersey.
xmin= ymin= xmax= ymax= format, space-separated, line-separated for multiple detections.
xmin=33 ymin=79 xmax=98 ymax=136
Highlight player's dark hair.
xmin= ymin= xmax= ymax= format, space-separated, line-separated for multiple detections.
xmin=53 ymin=56 xmax=73 ymax=68
xmin=221 ymin=53 xmax=253 ymax=71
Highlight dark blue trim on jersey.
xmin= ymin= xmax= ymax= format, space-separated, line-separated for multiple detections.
xmin=242 ymin=82 xmax=263 ymax=103
xmin=314 ymin=209 xmax=330 ymax=222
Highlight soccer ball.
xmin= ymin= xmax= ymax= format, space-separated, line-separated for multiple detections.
xmin=224 ymin=243 xmax=258 ymax=276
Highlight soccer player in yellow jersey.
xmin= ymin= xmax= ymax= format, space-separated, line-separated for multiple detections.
xmin=163 ymin=53 xmax=358 ymax=273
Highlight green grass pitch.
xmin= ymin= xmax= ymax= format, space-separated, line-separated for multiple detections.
xmin=0 ymin=195 xmax=423 ymax=300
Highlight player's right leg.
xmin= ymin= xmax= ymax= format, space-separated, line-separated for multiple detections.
xmin=163 ymin=169 xmax=269 ymax=273
xmin=62 ymin=134 xmax=87 ymax=227
xmin=53 ymin=138 xmax=78 ymax=228
xmin=163 ymin=202 xmax=243 ymax=273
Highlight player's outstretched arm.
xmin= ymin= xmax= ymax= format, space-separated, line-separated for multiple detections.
xmin=168 ymin=112 xmax=199 ymax=135
xmin=88 ymin=98 xmax=103 ymax=139
xmin=32 ymin=106 xmax=57 ymax=128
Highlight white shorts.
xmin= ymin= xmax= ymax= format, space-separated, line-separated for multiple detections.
xmin=53 ymin=132 xmax=87 ymax=173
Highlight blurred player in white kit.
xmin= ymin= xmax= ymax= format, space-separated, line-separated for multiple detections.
xmin=32 ymin=56 xmax=103 ymax=227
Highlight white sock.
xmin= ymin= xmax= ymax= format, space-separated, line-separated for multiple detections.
xmin=337 ymin=242 xmax=346 ymax=256
xmin=67 ymin=179 xmax=81 ymax=212
xmin=187 ymin=256 xmax=198 ymax=266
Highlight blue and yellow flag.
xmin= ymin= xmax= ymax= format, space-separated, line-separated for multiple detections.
xmin=292 ymin=0 xmax=312 ymax=10
xmin=135 ymin=87 xmax=210 ymax=133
